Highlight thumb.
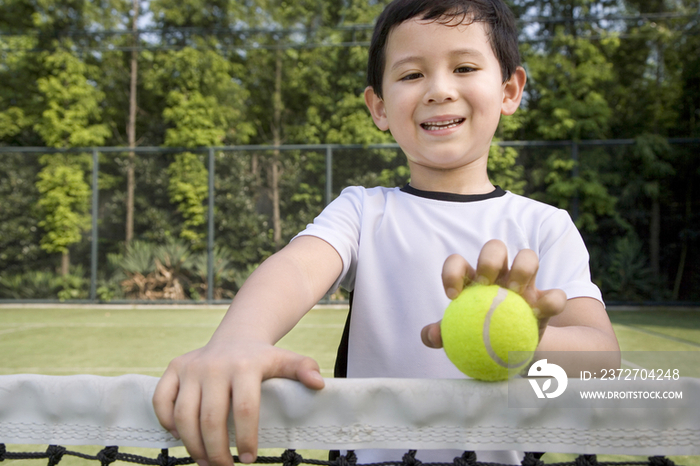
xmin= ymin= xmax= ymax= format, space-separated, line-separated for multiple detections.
xmin=267 ymin=347 xmax=325 ymax=390
xmin=421 ymin=321 xmax=443 ymax=348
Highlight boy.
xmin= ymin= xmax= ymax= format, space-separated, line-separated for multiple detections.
xmin=153 ymin=0 xmax=620 ymax=465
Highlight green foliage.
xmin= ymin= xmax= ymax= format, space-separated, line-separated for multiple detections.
xmin=154 ymin=237 xmax=192 ymax=274
xmin=104 ymin=238 xmax=250 ymax=301
xmin=530 ymin=151 xmax=618 ymax=232
xmin=625 ymin=134 xmax=675 ymax=200
xmin=523 ymin=32 xmax=616 ymax=141
xmin=147 ymin=45 xmax=254 ymax=247
xmin=0 ymin=271 xmax=58 ymax=299
xmin=601 ymin=234 xmax=657 ymax=302
xmin=0 ymin=107 xmax=31 ymax=140
xmin=149 ymin=0 xmax=243 ymax=27
xmin=188 ymin=246 xmax=239 ymax=300
xmin=488 ymin=142 xmax=525 ymax=194
xmin=28 ymin=44 xmax=108 ymax=271
xmin=163 ymin=92 xmax=226 ymax=147
xmin=95 ymin=279 xmax=123 ymax=302
xmin=34 ymin=48 xmax=110 ymax=148
xmin=167 ymin=153 xmax=209 ymax=245
xmin=109 ymin=238 xmax=191 ymax=275
xmin=145 ymin=46 xmax=254 ymax=146
xmin=0 ymin=0 xmax=699 ymax=302
xmin=0 ymin=154 xmax=43 ymax=274
xmin=35 ymin=154 xmax=92 ymax=254
xmin=108 ymin=240 xmax=156 ymax=276
xmin=0 ymin=266 xmax=88 ymax=300
xmin=325 ymin=93 xmax=392 ymax=145
xmin=108 ymin=238 xmax=189 ymax=300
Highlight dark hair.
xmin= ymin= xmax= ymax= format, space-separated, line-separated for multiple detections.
xmin=367 ymin=0 xmax=521 ymax=99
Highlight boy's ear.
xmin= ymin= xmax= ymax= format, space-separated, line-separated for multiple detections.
xmin=364 ymin=86 xmax=390 ymax=131
xmin=501 ymin=66 xmax=527 ymax=116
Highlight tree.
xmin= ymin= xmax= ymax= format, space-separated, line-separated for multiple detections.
xmin=598 ymin=0 xmax=692 ymax=298
xmin=34 ymin=48 xmax=109 ymax=275
xmin=144 ymin=43 xmax=253 ymax=246
xmin=234 ymin=0 xmax=390 ymax=248
xmin=522 ymin=31 xmax=617 ymax=141
xmin=1 ymin=0 xmax=698 ymax=301
xmin=608 ymin=0 xmax=684 ymax=138
xmin=0 ymin=33 xmax=39 ymax=146
xmin=488 ymin=142 xmax=526 ymax=194
xmin=35 ymin=155 xmax=92 ymax=276
xmin=0 ymin=154 xmax=44 ymax=275
xmin=617 ymin=134 xmax=675 ymax=285
xmin=512 ymin=0 xmax=624 ymax=240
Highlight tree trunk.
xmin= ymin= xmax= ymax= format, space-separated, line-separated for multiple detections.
xmin=650 ymin=196 xmax=660 ymax=278
xmin=270 ymin=154 xmax=281 ymax=249
xmin=654 ymin=40 xmax=663 ymax=135
xmin=61 ymin=250 xmax=70 ymax=277
xmin=126 ymin=0 xmax=139 ymax=246
xmin=270 ymin=46 xmax=283 ymax=250
xmin=649 ymin=39 xmax=664 ymax=288
xmin=673 ymin=179 xmax=692 ymax=299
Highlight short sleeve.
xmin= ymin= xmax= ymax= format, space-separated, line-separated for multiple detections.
xmin=535 ymin=209 xmax=604 ymax=305
xmin=292 ymin=186 xmax=364 ymax=293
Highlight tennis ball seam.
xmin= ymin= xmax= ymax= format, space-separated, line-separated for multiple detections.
xmin=483 ymin=287 xmax=509 ymax=368
xmin=482 ymin=287 xmax=534 ymax=369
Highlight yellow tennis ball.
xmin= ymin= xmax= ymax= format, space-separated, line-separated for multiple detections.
xmin=441 ymin=284 xmax=539 ymax=381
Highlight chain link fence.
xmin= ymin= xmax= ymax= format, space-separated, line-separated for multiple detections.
xmin=1 ymin=139 xmax=698 ymax=305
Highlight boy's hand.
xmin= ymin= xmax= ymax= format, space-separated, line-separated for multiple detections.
xmin=153 ymin=339 xmax=324 ymax=466
xmin=421 ymin=239 xmax=567 ymax=348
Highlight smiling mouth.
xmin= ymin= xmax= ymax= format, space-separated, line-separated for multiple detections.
xmin=420 ymin=118 xmax=465 ymax=131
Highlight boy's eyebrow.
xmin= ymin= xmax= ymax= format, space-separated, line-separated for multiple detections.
xmin=449 ymin=48 xmax=486 ymax=60
xmin=389 ymin=56 xmax=423 ymax=72
xmin=389 ymin=49 xmax=486 ymax=72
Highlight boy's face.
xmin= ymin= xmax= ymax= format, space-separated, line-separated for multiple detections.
xmin=365 ymin=17 xmax=525 ymax=193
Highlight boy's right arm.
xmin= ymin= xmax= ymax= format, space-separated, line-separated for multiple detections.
xmin=152 ymin=235 xmax=343 ymax=466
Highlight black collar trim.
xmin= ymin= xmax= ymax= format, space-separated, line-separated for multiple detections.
xmin=400 ymin=184 xmax=506 ymax=202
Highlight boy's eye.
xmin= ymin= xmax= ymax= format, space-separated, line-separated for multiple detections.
xmin=455 ymin=66 xmax=476 ymax=74
xmin=400 ymin=72 xmax=423 ymax=81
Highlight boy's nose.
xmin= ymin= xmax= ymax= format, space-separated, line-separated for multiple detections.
xmin=424 ymin=74 xmax=459 ymax=104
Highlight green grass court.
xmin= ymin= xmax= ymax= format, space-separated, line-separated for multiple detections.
xmin=1 ymin=306 xmax=699 ymax=465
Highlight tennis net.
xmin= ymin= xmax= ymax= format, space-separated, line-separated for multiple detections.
xmin=1 ymin=374 xmax=699 ymax=466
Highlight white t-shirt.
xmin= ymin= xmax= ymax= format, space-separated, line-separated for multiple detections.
xmin=295 ymin=184 xmax=603 ymax=464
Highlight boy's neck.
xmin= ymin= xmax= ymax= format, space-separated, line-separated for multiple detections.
xmin=407 ymin=163 xmax=495 ymax=195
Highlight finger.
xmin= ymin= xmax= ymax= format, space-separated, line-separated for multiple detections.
xmin=532 ymin=288 xmax=567 ymax=320
xmin=172 ymin=382 xmax=207 ymax=465
xmin=200 ymin=382 xmax=234 ymax=466
xmin=475 ymin=239 xmax=509 ymax=285
xmin=272 ymin=351 xmax=326 ymax=395
xmin=266 ymin=348 xmax=324 ymax=385
xmin=442 ymin=254 xmax=475 ymax=299
xmin=421 ymin=322 xmax=443 ymax=348
xmin=230 ymin=372 xmax=262 ymax=464
xmin=505 ymin=249 xmax=539 ymax=294
xmin=231 ymin=350 xmax=324 ymax=464
xmin=294 ymin=357 xmax=326 ymax=390
xmin=153 ymin=369 xmax=181 ymax=438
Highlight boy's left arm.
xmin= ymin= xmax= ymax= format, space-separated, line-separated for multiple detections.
xmin=538 ymin=297 xmax=618 ymax=352
xmin=421 ymin=239 xmax=620 ymax=373
xmin=533 ymin=297 xmax=621 ymax=373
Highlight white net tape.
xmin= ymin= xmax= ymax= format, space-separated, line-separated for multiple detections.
xmin=1 ymin=374 xmax=700 ymax=456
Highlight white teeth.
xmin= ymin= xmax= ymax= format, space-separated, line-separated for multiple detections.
xmin=421 ymin=118 xmax=464 ymax=131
